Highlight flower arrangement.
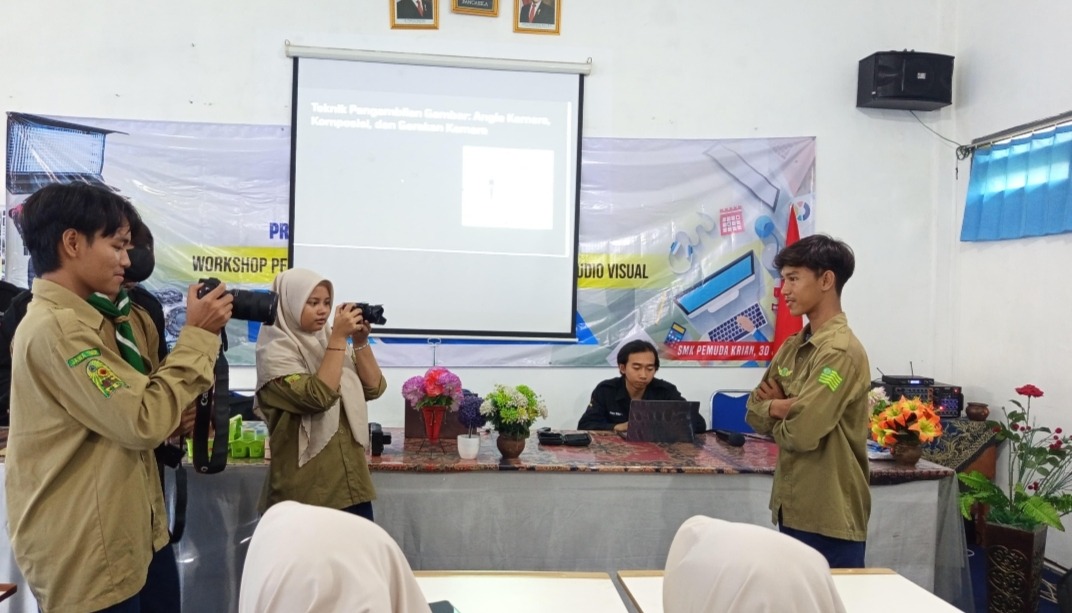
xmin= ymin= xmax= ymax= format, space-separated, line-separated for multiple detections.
xmin=401 ymin=367 xmax=463 ymax=411
xmin=457 ymin=389 xmax=486 ymax=438
xmin=959 ymin=384 xmax=1072 ymax=530
xmin=479 ymin=384 xmax=548 ymax=438
xmin=869 ymin=390 xmax=943 ymax=447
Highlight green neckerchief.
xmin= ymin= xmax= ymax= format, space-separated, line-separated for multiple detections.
xmin=86 ymin=289 xmax=149 ymax=374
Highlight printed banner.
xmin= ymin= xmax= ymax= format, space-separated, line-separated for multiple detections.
xmin=4 ymin=113 xmax=290 ymax=364
xmin=3 ymin=115 xmax=813 ymax=367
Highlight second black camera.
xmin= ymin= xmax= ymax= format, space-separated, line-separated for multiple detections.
xmin=347 ymin=302 xmax=387 ymax=326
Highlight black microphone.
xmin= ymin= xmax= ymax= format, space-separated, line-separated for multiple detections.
xmin=711 ymin=429 xmax=746 ymax=447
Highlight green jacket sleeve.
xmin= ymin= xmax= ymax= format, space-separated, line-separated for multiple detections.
xmin=769 ymin=348 xmax=864 ymax=453
xmin=41 ymin=315 xmax=219 ymax=450
xmin=745 ymin=362 xmax=778 ymax=434
xmin=257 ymin=374 xmax=341 ymax=416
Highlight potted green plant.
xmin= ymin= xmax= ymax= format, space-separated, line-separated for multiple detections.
xmin=479 ymin=383 xmax=548 ymax=460
xmin=958 ymin=384 xmax=1072 ymax=613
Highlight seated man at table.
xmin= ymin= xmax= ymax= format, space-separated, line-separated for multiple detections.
xmin=577 ymin=339 xmax=705 ymax=433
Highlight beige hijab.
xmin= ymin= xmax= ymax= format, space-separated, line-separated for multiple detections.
xmin=663 ymin=516 xmax=847 ymax=613
xmin=239 ymin=500 xmax=432 ymax=613
xmin=255 ymin=268 xmax=368 ymax=466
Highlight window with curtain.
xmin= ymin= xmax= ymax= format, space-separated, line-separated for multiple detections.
xmin=961 ymin=124 xmax=1072 ymax=241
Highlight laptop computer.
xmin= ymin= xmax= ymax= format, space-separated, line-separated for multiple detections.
xmin=626 ymin=399 xmax=699 ymax=443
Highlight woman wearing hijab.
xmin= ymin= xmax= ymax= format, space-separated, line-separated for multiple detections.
xmin=239 ymin=500 xmax=432 ymax=613
xmin=255 ymin=268 xmax=386 ymax=519
xmin=663 ymin=515 xmax=847 ymax=613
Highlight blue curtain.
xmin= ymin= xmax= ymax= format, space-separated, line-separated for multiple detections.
xmin=961 ymin=124 xmax=1072 ymax=241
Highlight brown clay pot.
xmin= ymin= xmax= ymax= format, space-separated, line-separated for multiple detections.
xmin=891 ymin=441 xmax=922 ymax=467
xmin=496 ymin=434 xmax=526 ymax=459
xmin=965 ymin=402 xmax=990 ymax=422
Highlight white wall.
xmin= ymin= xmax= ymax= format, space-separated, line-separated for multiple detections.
xmin=1 ymin=0 xmax=956 ymax=428
xmin=951 ymin=0 xmax=1072 ymax=565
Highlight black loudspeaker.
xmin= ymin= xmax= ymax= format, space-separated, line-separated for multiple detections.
xmin=857 ymin=51 xmax=954 ymax=111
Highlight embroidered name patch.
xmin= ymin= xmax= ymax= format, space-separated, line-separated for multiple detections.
xmin=777 ymin=366 xmax=792 ymax=378
xmin=67 ymin=348 xmax=102 ymax=367
xmin=817 ymin=367 xmax=843 ymax=392
xmin=86 ymin=358 xmax=126 ymax=398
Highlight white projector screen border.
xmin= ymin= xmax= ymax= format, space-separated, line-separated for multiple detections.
xmin=289 ymin=53 xmax=584 ymax=340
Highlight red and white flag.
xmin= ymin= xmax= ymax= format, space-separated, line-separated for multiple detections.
xmin=771 ymin=206 xmax=803 ymax=354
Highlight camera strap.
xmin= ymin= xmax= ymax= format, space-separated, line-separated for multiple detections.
xmin=155 ymin=443 xmax=188 ymax=542
xmin=192 ymin=331 xmax=232 ymax=474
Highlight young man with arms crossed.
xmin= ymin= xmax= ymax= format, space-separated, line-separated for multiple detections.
xmin=5 ymin=183 xmax=233 ymax=612
xmin=745 ymin=234 xmax=871 ymax=568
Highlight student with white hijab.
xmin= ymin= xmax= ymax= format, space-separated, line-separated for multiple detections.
xmin=255 ymin=268 xmax=386 ymax=519
xmin=239 ymin=500 xmax=432 ymax=613
xmin=663 ymin=515 xmax=847 ymax=613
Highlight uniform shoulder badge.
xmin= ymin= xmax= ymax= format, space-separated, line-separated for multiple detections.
xmin=86 ymin=358 xmax=127 ymax=398
xmin=67 ymin=348 xmax=102 ymax=367
xmin=283 ymin=374 xmax=302 ymax=385
xmin=777 ymin=366 xmax=792 ymax=378
xmin=817 ymin=367 xmax=843 ymax=392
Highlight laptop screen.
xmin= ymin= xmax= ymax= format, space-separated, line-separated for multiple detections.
xmin=674 ymin=251 xmax=756 ymax=316
xmin=626 ymin=399 xmax=699 ymax=443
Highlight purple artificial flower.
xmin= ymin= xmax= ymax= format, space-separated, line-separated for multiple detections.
xmin=402 ymin=376 xmax=425 ymax=408
xmin=457 ymin=389 xmax=487 ymax=436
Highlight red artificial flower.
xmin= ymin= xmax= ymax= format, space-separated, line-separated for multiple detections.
xmin=1057 ymin=428 xmax=1064 ymax=435
xmin=1016 ymin=384 xmax=1045 ymax=398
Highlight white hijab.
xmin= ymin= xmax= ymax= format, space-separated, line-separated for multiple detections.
xmin=663 ymin=516 xmax=847 ymax=613
xmin=239 ymin=500 xmax=432 ymax=613
xmin=255 ymin=268 xmax=368 ymax=466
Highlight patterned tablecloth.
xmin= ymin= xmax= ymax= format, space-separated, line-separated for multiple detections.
xmin=922 ymin=418 xmax=1001 ymax=473
xmin=226 ymin=428 xmax=953 ymax=485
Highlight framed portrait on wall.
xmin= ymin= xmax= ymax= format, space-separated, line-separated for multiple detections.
xmin=452 ymin=0 xmax=497 ymax=17
xmin=391 ymin=0 xmax=439 ymax=29
xmin=514 ymin=0 xmax=560 ymax=34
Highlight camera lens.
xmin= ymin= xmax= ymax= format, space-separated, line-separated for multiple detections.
xmin=230 ymin=289 xmax=278 ymax=325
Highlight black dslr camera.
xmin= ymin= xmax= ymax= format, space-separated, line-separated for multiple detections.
xmin=190 ymin=277 xmax=280 ymax=474
xmin=347 ymin=302 xmax=387 ymax=326
xmin=198 ymin=277 xmax=279 ymax=325
xmin=369 ymin=422 xmax=391 ymax=456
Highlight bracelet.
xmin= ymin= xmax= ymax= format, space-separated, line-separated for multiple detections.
xmin=326 ymin=346 xmax=347 ymax=352
xmin=353 ymin=342 xmax=370 ymax=352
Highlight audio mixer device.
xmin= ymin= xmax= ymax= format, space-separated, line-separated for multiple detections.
xmin=871 ymin=374 xmax=963 ymax=419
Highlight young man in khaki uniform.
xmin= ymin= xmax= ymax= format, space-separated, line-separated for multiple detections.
xmin=5 ymin=183 xmax=234 ymax=612
xmin=745 ymin=234 xmax=871 ymax=568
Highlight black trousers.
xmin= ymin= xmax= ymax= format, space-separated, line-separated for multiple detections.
xmin=94 ymin=545 xmax=181 ymax=613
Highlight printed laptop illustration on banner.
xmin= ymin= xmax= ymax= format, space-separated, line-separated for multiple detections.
xmin=674 ymin=251 xmax=771 ymax=342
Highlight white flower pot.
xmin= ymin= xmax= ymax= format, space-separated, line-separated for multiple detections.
xmin=457 ymin=434 xmax=480 ymax=460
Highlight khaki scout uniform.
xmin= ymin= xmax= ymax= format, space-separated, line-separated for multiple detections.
xmin=257 ymin=374 xmax=386 ymax=513
xmin=5 ymin=279 xmax=220 ymax=613
xmin=745 ymin=313 xmax=871 ymax=542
